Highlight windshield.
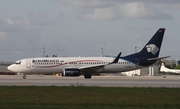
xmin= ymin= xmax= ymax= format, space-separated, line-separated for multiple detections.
xmin=15 ymin=61 xmax=21 ymax=65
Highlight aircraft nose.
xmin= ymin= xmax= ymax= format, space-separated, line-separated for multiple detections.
xmin=7 ymin=65 xmax=15 ymax=72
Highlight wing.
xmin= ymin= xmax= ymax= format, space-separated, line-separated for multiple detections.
xmin=79 ymin=64 xmax=106 ymax=72
xmin=79 ymin=52 xmax=122 ymax=72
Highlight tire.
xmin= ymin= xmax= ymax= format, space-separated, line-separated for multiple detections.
xmin=84 ymin=73 xmax=92 ymax=79
xmin=23 ymin=75 xmax=26 ymax=79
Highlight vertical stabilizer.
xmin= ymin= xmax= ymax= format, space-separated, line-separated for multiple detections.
xmin=139 ymin=28 xmax=165 ymax=58
xmin=123 ymin=28 xmax=166 ymax=66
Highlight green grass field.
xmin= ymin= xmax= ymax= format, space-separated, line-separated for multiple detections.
xmin=0 ymin=86 xmax=180 ymax=109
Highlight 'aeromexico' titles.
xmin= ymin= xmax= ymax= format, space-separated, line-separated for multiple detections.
xmin=32 ymin=59 xmax=63 ymax=63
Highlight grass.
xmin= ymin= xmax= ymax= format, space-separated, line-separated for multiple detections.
xmin=0 ymin=86 xmax=180 ymax=109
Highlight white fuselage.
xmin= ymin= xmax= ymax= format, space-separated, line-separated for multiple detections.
xmin=8 ymin=57 xmax=142 ymax=74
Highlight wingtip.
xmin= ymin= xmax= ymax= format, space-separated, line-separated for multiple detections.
xmin=159 ymin=28 xmax=165 ymax=30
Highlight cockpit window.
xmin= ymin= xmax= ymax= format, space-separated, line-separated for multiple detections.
xmin=15 ymin=61 xmax=21 ymax=65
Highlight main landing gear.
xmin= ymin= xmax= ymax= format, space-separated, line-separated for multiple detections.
xmin=84 ymin=73 xmax=92 ymax=79
xmin=23 ymin=75 xmax=26 ymax=79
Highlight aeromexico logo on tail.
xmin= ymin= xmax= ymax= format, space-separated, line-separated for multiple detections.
xmin=146 ymin=44 xmax=159 ymax=55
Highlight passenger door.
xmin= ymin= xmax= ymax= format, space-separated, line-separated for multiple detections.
xmin=26 ymin=60 xmax=31 ymax=68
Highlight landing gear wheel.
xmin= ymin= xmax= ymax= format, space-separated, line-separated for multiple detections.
xmin=23 ymin=75 xmax=26 ymax=79
xmin=84 ymin=73 xmax=92 ymax=79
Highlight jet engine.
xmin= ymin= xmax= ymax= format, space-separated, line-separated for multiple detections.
xmin=62 ymin=68 xmax=81 ymax=76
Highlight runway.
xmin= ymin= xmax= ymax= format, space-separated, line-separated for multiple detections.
xmin=1 ymin=75 xmax=180 ymax=87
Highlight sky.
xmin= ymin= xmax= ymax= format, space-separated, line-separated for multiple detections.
xmin=0 ymin=0 xmax=180 ymax=62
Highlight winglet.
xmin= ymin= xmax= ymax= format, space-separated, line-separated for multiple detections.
xmin=110 ymin=52 xmax=122 ymax=64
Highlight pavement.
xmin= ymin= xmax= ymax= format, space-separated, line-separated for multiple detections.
xmin=0 ymin=75 xmax=180 ymax=87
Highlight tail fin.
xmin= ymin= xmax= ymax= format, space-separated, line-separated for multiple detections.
xmin=123 ymin=28 xmax=166 ymax=66
xmin=139 ymin=28 xmax=165 ymax=58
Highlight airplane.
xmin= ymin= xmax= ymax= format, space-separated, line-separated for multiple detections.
xmin=8 ymin=28 xmax=169 ymax=79
xmin=160 ymin=63 xmax=180 ymax=74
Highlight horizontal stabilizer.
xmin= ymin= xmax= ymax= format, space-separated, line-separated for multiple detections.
xmin=148 ymin=56 xmax=170 ymax=61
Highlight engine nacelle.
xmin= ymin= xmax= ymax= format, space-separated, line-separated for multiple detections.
xmin=62 ymin=68 xmax=81 ymax=76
